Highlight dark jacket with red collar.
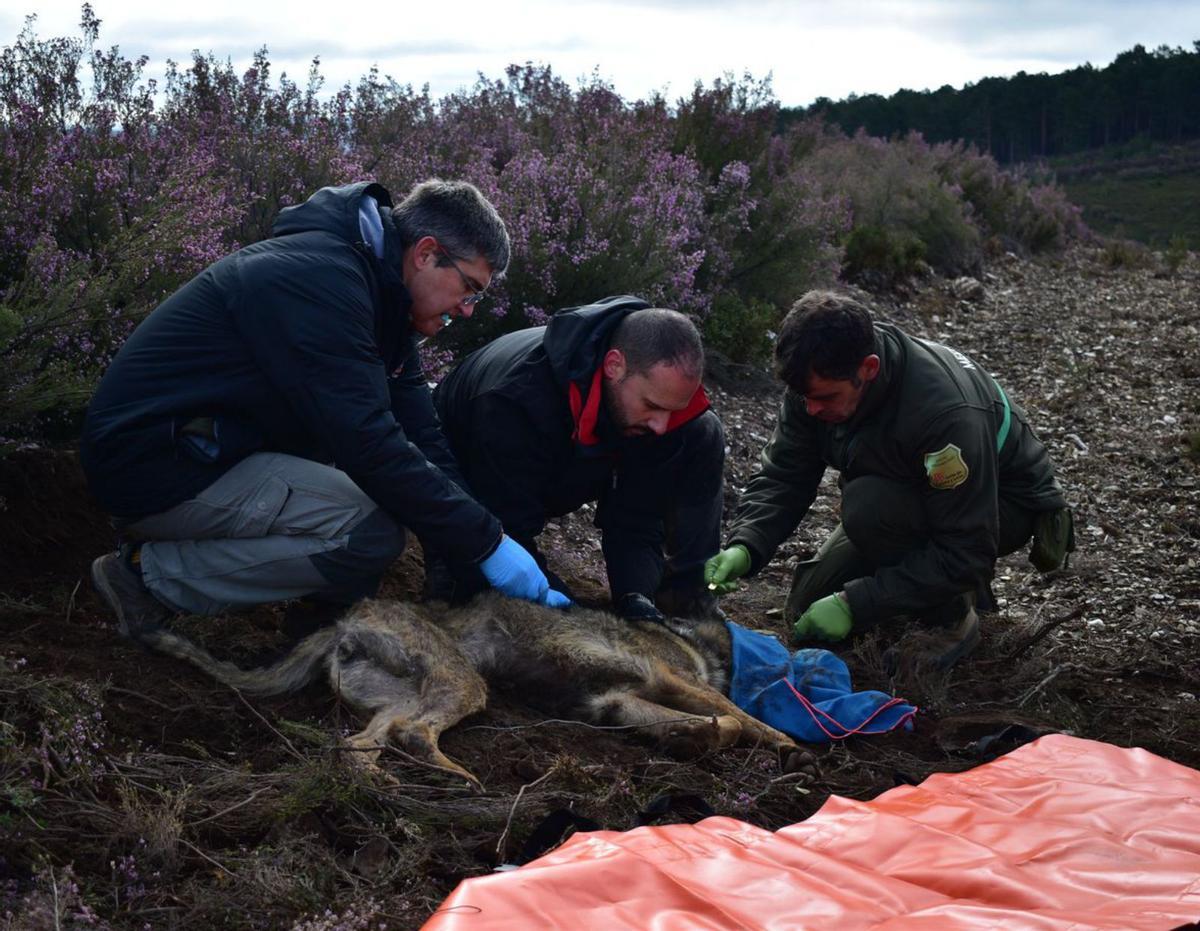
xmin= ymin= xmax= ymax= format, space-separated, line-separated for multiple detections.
xmin=434 ymin=296 xmax=710 ymax=598
xmin=81 ymin=182 xmax=501 ymax=565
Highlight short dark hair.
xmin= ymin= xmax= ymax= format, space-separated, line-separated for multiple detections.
xmin=391 ymin=179 xmax=511 ymax=275
xmin=611 ymin=308 xmax=704 ymax=380
xmin=774 ymin=290 xmax=875 ymax=390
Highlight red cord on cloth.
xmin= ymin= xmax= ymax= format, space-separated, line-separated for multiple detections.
xmin=783 ymin=675 xmax=918 ymax=739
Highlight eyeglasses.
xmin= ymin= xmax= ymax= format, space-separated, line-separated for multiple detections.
xmin=437 ymin=247 xmax=489 ymax=306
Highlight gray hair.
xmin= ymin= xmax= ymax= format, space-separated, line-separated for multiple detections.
xmin=391 ymin=179 xmax=511 ymax=275
xmin=611 ymin=308 xmax=704 ymax=380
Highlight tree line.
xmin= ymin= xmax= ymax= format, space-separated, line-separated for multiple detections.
xmin=786 ymin=42 xmax=1200 ymax=163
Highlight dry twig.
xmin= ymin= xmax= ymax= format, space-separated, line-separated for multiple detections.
xmin=232 ymin=688 xmax=305 ymax=762
xmin=495 ymin=766 xmax=558 ymax=863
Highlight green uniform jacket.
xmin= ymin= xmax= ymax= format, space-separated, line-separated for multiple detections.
xmin=727 ymin=323 xmax=1066 ymax=624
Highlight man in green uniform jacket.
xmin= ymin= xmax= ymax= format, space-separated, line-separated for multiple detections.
xmin=706 ymin=290 xmax=1072 ymax=669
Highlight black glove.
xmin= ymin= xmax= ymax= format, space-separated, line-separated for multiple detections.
xmin=616 ymin=592 xmax=665 ymax=624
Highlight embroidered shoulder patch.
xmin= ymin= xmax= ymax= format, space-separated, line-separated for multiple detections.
xmin=924 ymin=443 xmax=969 ymax=489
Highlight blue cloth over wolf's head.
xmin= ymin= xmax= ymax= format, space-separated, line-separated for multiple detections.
xmin=726 ymin=622 xmax=917 ymax=743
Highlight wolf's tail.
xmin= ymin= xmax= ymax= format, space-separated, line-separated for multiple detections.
xmin=139 ymin=626 xmax=338 ymax=696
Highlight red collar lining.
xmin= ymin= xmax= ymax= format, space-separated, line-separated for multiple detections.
xmin=569 ymin=366 xmax=709 ymax=446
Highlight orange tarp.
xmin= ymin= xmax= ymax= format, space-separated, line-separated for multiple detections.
xmin=425 ymin=735 xmax=1200 ymax=929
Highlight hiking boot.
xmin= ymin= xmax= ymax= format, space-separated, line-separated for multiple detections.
xmin=616 ymin=592 xmax=666 ymax=624
xmin=885 ymin=594 xmax=981 ymax=676
xmin=923 ymin=601 xmax=981 ymax=672
xmin=91 ymin=546 xmax=171 ymax=640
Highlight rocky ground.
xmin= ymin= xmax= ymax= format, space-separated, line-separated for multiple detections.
xmin=1 ymin=245 xmax=1197 ymax=929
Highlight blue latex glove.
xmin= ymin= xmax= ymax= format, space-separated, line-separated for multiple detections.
xmin=480 ymin=536 xmax=572 ymax=608
xmin=544 ymin=589 xmax=572 ymax=609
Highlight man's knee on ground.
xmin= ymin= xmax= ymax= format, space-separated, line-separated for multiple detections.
xmin=311 ymin=508 xmax=406 ymax=597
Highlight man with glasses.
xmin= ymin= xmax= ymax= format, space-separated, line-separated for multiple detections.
xmin=430 ymin=297 xmax=726 ymax=624
xmin=437 ymin=247 xmax=490 ymax=309
xmin=83 ymin=180 xmax=567 ymax=646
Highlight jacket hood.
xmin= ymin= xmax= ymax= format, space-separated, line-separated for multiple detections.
xmin=271 ymin=181 xmax=395 ymax=244
xmin=543 ymin=295 xmax=652 ymax=387
xmin=542 ymin=296 xmax=709 ymax=447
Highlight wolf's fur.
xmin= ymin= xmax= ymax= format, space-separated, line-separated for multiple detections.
xmin=141 ymin=593 xmax=802 ymax=787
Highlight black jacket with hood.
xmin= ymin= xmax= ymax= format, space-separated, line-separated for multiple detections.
xmin=434 ymin=296 xmax=710 ymax=599
xmin=81 ymin=182 xmax=501 ymax=565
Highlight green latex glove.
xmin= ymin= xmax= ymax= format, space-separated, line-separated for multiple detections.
xmin=704 ymin=545 xmax=751 ymax=594
xmin=792 ymin=593 xmax=853 ymax=643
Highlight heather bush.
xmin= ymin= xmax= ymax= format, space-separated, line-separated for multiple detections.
xmin=161 ymin=49 xmax=366 ymax=243
xmin=396 ymin=66 xmax=716 ymax=352
xmin=933 ymin=143 xmax=1086 ymax=253
xmin=708 ymin=125 xmax=848 ymax=312
xmin=0 ymin=13 xmax=1087 ymax=444
xmin=672 ymin=84 xmax=846 ymax=350
xmin=1 ymin=862 xmax=110 ymax=930
xmin=0 ymin=12 xmax=248 ymax=443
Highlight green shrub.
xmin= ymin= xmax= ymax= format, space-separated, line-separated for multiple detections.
xmin=1165 ymin=234 xmax=1190 ymax=275
xmin=842 ymin=224 xmax=927 ymax=286
xmin=702 ymin=292 xmax=778 ymax=364
xmin=1101 ymin=237 xmax=1153 ymax=269
xmin=1186 ymin=430 xmax=1200 ymax=463
xmin=807 ymin=131 xmax=983 ymax=283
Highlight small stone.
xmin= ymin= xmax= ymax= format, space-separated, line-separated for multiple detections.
xmin=951 ymin=276 xmax=985 ymax=301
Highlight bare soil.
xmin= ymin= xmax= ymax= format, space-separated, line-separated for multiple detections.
xmin=1 ymin=246 xmax=1198 ymax=929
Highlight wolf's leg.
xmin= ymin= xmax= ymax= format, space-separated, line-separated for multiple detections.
xmin=641 ymin=665 xmax=799 ymax=753
xmin=343 ymin=711 xmax=397 ymax=777
xmin=585 ymin=689 xmax=742 ymax=757
xmin=343 ymin=706 xmax=484 ymax=790
xmin=639 ymin=666 xmax=820 ymax=778
xmin=331 ymin=608 xmax=489 ymax=789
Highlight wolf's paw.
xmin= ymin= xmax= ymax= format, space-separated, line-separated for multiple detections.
xmin=662 ymin=715 xmax=741 ymax=757
xmin=781 ymin=748 xmax=820 ymax=784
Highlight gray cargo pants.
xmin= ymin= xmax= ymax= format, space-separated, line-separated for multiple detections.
xmin=126 ymin=453 xmax=405 ymax=615
xmin=784 ymin=475 xmax=1038 ymax=622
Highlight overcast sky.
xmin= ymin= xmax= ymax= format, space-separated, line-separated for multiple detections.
xmin=6 ymin=1 xmax=1200 ymax=107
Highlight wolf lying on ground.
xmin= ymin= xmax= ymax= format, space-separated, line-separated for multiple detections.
xmin=137 ymin=593 xmax=816 ymax=787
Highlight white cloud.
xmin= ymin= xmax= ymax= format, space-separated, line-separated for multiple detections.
xmin=3 ymin=0 xmax=1198 ymax=105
